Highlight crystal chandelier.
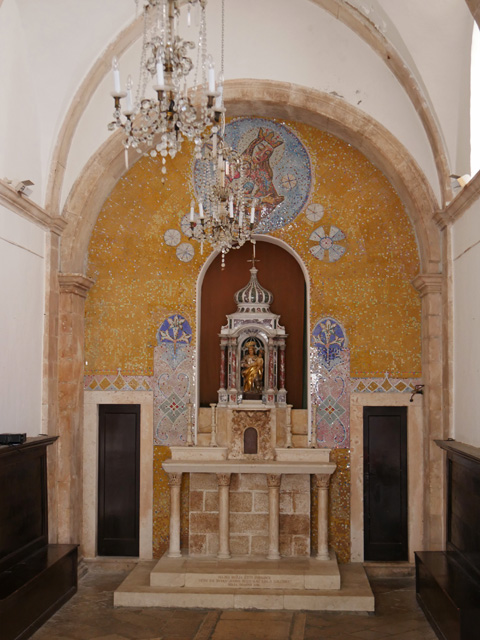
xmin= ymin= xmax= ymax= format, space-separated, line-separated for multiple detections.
xmin=191 ymin=127 xmax=269 ymax=267
xmin=108 ymin=0 xmax=221 ymax=172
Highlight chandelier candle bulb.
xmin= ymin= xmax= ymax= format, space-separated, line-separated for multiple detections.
xmin=199 ymin=202 xmax=204 ymax=219
xmin=215 ymin=79 xmax=224 ymax=108
xmin=208 ymin=57 xmax=215 ymax=93
xmin=156 ymin=60 xmax=165 ymax=88
xmin=112 ymin=57 xmax=121 ymax=94
xmin=229 ymin=196 xmax=234 ymax=218
xmin=125 ymin=76 xmax=133 ymax=113
xmin=250 ymin=205 xmax=255 ymax=224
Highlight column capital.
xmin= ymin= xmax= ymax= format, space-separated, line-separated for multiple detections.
xmin=267 ymin=474 xmax=282 ymax=488
xmin=216 ymin=473 xmax=231 ymax=486
xmin=58 ymin=273 xmax=95 ymax=298
xmin=168 ymin=472 xmax=182 ymax=487
xmin=315 ymin=473 xmax=331 ymax=490
xmin=411 ymin=273 xmax=443 ymax=297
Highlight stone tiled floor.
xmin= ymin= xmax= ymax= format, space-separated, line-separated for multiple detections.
xmin=31 ymin=567 xmax=438 ymax=640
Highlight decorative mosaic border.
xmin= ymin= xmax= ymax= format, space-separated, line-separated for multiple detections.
xmin=84 ymin=374 xmax=153 ymax=392
xmin=351 ymin=376 xmax=422 ymax=394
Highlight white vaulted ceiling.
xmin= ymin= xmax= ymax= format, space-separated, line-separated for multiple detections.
xmin=0 ymin=0 xmax=475 ymax=210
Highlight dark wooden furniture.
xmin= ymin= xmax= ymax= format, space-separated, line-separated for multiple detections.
xmin=416 ymin=440 xmax=480 ymax=640
xmin=0 ymin=436 xmax=78 ymax=640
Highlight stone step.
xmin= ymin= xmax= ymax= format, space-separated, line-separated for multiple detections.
xmin=149 ymin=552 xmax=340 ymax=591
xmin=114 ymin=561 xmax=375 ymax=612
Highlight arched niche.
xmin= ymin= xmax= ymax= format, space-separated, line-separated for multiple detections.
xmin=199 ymin=240 xmax=307 ymax=408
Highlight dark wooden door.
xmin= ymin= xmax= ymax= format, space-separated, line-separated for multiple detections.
xmin=98 ymin=404 xmax=140 ymax=556
xmin=364 ymin=406 xmax=408 ymax=561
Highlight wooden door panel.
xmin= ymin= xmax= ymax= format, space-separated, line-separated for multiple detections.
xmin=364 ymin=406 xmax=408 ymax=561
xmin=98 ymin=405 xmax=140 ymax=556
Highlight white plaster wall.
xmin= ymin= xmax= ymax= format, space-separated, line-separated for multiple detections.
xmin=0 ymin=0 xmax=43 ymax=203
xmin=452 ymin=198 xmax=480 ymax=447
xmin=371 ymin=0 xmax=474 ymax=175
xmin=62 ymin=0 xmax=440 ymax=209
xmin=0 ymin=203 xmax=45 ymax=436
xmin=0 ymin=0 xmax=474 ymax=208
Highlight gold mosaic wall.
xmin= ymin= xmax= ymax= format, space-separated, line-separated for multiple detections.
xmin=85 ymin=119 xmax=421 ymax=560
xmin=85 ymin=120 xmax=420 ymax=379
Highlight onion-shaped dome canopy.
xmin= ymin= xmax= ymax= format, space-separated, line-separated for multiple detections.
xmin=234 ymin=267 xmax=274 ymax=313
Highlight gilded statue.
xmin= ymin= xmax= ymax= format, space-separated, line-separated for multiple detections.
xmin=241 ymin=341 xmax=264 ymax=392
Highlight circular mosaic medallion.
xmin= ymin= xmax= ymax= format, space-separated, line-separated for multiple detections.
xmin=176 ymin=242 xmax=195 ymax=262
xmin=164 ymin=228 xmax=181 ymax=246
xmin=306 ymin=203 xmax=325 ymax=222
xmin=181 ymin=213 xmax=203 ymax=239
xmin=193 ymin=118 xmax=312 ymax=233
xmin=309 ymin=226 xmax=346 ymax=262
xmin=180 ymin=214 xmax=194 ymax=238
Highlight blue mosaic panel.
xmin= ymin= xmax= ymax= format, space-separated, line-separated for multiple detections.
xmin=193 ymin=118 xmax=312 ymax=233
xmin=312 ymin=317 xmax=347 ymax=371
xmin=156 ymin=314 xmax=192 ymax=369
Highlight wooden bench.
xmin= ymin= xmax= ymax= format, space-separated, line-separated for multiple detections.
xmin=416 ymin=551 xmax=480 ymax=640
xmin=0 ymin=437 xmax=78 ymax=640
xmin=416 ymin=441 xmax=480 ymax=640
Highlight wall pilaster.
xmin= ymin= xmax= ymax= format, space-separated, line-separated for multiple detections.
xmin=55 ymin=273 xmax=95 ymax=546
xmin=412 ymin=273 xmax=445 ymax=550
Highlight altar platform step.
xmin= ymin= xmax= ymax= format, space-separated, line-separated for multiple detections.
xmin=114 ymin=557 xmax=374 ymax=612
xmin=150 ymin=551 xmax=341 ymax=590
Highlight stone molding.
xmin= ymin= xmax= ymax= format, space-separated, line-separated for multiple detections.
xmin=216 ymin=473 xmax=231 ymax=486
xmin=267 ymin=474 xmax=282 ymax=488
xmin=58 ymin=273 xmax=95 ymax=298
xmin=315 ymin=474 xmax=331 ymax=490
xmin=466 ymin=0 xmax=480 ymax=26
xmin=411 ymin=273 xmax=443 ymax=297
xmin=60 ymin=80 xmax=441 ymax=275
xmin=310 ymin=0 xmax=451 ymax=206
xmin=168 ymin=472 xmax=182 ymax=487
xmin=434 ymin=172 xmax=480 ymax=229
xmin=47 ymin=1 xmax=451 ymax=221
xmin=0 ymin=179 xmax=67 ymax=235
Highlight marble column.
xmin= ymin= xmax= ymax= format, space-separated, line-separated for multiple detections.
xmin=219 ymin=342 xmax=227 ymax=390
xmin=217 ymin=473 xmax=231 ymax=559
xmin=268 ymin=342 xmax=275 ymax=390
xmin=229 ymin=339 xmax=237 ymax=390
xmin=267 ymin=474 xmax=282 ymax=560
xmin=315 ymin=474 xmax=331 ymax=561
xmin=279 ymin=341 xmax=286 ymax=391
xmin=167 ymin=472 xmax=183 ymax=557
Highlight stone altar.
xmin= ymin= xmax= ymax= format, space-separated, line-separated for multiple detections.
xmin=114 ymin=257 xmax=374 ymax=611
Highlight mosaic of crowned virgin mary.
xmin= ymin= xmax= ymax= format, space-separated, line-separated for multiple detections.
xmin=233 ymin=127 xmax=285 ymax=214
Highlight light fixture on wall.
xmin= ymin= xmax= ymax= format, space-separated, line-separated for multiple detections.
xmin=108 ymin=0 xmax=222 ymax=172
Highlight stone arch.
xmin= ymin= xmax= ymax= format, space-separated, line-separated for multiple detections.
xmin=48 ymin=0 xmax=455 ymax=217
xmin=60 ymin=80 xmax=441 ymax=276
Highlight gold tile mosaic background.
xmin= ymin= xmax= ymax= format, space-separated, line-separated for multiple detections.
xmin=85 ymin=118 xmax=421 ymax=559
